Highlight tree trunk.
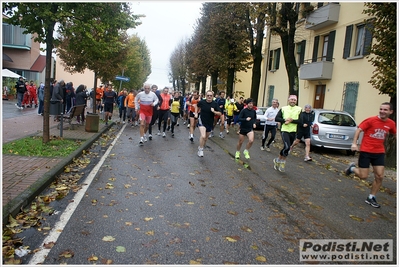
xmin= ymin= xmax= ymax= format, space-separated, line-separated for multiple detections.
xmin=276 ymin=3 xmax=299 ymax=99
xmin=201 ymin=76 xmax=207 ymax=94
xmin=92 ymin=72 xmax=98 ymax=114
xmin=250 ymin=53 xmax=262 ymax=105
xmin=42 ymin=21 xmax=56 ymax=144
xmin=226 ymin=67 xmax=235 ymax=97
xmin=248 ymin=8 xmax=265 ymax=105
xmin=385 ymin=96 xmax=397 ymax=168
xmin=210 ymin=70 xmax=219 ymax=93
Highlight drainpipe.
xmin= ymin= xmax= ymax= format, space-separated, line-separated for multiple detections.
xmin=262 ymin=26 xmax=272 ymax=107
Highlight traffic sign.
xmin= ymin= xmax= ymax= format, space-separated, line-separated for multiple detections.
xmin=115 ymin=75 xmax=130 ymax=82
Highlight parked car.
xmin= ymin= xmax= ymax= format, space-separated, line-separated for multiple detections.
xmin=255 ymin=107 xmax=268 ymax=129
xmin=309 ymin=109 xmax=359 ymax=155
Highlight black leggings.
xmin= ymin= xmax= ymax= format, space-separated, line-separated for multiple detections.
xmin=280 ymin=131 xmax=296 ymax=157
xmin=262 ymin=125 xmax=277 ymax=147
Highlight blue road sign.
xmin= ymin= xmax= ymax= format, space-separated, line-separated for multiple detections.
xmin=115 ymin=76 xmax=130 ymax=82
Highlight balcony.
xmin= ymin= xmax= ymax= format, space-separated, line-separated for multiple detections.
xmin=299 ymin=60 xmax=333 ymax=80
xmin=305 ymin=3 xmax=340 ymax=31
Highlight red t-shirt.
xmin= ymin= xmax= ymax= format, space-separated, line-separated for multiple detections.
xmin=359 ymin=116 xmax=396 ymax=153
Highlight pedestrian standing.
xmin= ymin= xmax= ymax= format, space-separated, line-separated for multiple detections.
xmin=235 ymin=98 xmax=257 ymax=160
xmin=345 ymin=102 xmax=396 ymax=208
xmin=195 ymin=90 xmax=222 ymax=157
xmin=75 ymin=84 xmax=88 ymax=124
xmin=37 ymin=82 xmax=45 ymax=115
xmin=290 ymin=104 xmax=315 ymax=161
xmin=273 ymin=95 xmax=302 ymax=172
xmin=15 ymin=77 xmax=27 ymax=110
xmin=261 ymin=98 xmax=279 ymax=151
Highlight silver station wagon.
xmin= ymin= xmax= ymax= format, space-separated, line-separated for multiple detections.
xmin=309 ymin=109 xmax=359 ymax=155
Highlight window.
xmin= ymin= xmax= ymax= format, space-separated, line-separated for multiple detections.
xmin=268 ymin=48 xmax=281 ymax=71
xmin=296 ymin=40 xmax=306 ymax=66
xmin=322 ymin=35 xmax=329 ymax=61
xmin=267 ymin=85 xmax=274 ymax=106
xmin=355 ymin=24 xmax=366 ymax=56
xmin=343 ymin=21 xmax=373 ymax=59
xmin=342 ymin=82 xmax=359 ymax=117
xmin=2 ymin=23 xmax=32 ymax=48
xmin=312 ymin=31 xmax=335 ymax=62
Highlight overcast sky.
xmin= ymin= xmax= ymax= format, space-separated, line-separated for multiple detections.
xmin=128 ymin=1 xmax=204 ymax=89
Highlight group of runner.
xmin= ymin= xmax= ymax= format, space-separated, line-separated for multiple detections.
xmin=115 ymin=83 xmax=396 ymax=209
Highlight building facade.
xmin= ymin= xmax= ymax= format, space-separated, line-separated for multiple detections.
xmin=235 ymin=2 xmax=390 ymax=123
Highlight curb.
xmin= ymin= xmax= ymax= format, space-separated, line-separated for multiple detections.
xmin=2 ymin=124 xmax=112 ymax=224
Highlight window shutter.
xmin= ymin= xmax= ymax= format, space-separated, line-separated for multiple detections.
xmin=312 ymin=36 xmax=319 ymax=62
xmin=300 ymin=40 xmax=306 ymax=65
xmin=267 ymin=85 xmax=275 ymax=106
xmin=343 ymin=25 xmax=353 ymax=59
xmin=268 ymin=50 xmax=273 ymax=70
xmin=363 ymin=21 xmax=374 ymax=56
xmin=326 ymin=30 xmax=336 ymax=62
xmin=275 ymin=48 xmax=281 ymax=70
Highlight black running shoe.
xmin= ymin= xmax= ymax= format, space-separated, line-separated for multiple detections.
xmin=345 ymin=162 xmax=356 ymax=176
xmin=365 ymin=196 xmax=381 ymax=208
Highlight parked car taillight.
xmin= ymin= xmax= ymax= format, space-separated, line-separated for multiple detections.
xmin=312 ymin=123 xmax=319 ymax=134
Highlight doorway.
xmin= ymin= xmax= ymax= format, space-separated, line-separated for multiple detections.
xmin=313 ymin=85 xmax=325 ymax=108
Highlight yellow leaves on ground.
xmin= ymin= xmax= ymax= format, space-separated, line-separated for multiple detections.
xmin=105 ymin=183 xmax=114 ymax=189
xmin=255 ymin=255 xmax=267 ymax=262
xmin=102 ymin=236 xmax=116 ymax=242
xmin=349 ymin=214 xmax=364 ymax=222
xmin=116 ymin=246 xmax=126 ymax=252
xmin=224 ymin=236 xmax=240 ymax=242
xmin=59 ymin=249 xmax=74 ymax=258
xmin=145 ymin=230 xmax=155 ymax=236
xmin=88 ymin=255 xmax=98 ymax=261
xmin=144 ymin=217 xmax=153 ymax=222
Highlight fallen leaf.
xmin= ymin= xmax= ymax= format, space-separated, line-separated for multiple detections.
xmin=241 ymin=226 xmax=252 ymax=232
xmin=88 ymin=255 xmax=98 ymax=261
xmin=227 ymin=210 xmax=238 ymax=215
xmin=349 ymin=215 xmax=364 ymax=222
xmin=116 ymin=246 xmax=126 ymax=252
xmin=255 ymin=255 xmax=267 ymax=262
xmin=102 ymin=236 xmax=116 ymax=242
xmin=144 ymin=217 xmax=153 ymax=222
xmin=59 ymin=249 xmax=74 ymax=258
xmin=43 ymin=242 xmax=55 ymax=249
xmin=145 ymin=230 xmax=155 ymax=236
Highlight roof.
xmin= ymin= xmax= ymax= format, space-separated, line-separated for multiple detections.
xmin=30 ymin=55 xmax=46 ymax=72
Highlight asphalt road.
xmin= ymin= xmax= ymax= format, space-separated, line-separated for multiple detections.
xmin=11 ymin=121 xmax=397 ymax=264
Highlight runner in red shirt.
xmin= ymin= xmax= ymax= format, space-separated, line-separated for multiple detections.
xmin=345 ymin=102 xmax=396 ymax=208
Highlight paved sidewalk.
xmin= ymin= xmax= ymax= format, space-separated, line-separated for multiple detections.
xmin=2 ymin=100 xmax=112 ymax=223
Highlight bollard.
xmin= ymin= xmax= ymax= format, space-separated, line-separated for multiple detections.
xmin=85 ymin=113 xmax=100 ymax=132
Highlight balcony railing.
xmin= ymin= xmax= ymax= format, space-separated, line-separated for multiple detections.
xmin=299 ymin=59 xmax=334 ymax=80
xmin=305 ymin=3 xmax=340 ymax=31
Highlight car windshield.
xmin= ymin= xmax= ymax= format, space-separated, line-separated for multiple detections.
xmin=256 ymin=109 xmax=264 ymax=115
xmin=317 ymin=112 xmax=356 ymax=126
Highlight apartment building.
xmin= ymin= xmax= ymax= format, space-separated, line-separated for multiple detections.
xmin=235 ymin=2 xmax=390 ymax=123
xmin=2 ymin=18 xmax=50 ymax=83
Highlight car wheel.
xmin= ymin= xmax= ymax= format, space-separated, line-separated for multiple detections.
xmin=346 ymin=150 xmax=356 ymax=156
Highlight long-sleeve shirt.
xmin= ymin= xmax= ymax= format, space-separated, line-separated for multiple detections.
xmin=238 ymin=107 xmax=257 ymax=131
xmin=135 ymin=91 xmax=159 ymax=116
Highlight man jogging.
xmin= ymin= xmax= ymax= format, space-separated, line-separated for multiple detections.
xmin=345 ymin=102 xmax=396 ymax=208
xmin=273 ymin=95 xmax=302 ymax=172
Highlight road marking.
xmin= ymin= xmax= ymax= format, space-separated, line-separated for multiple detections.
xmin=28 ymin=123 xmax=126 ymax=265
